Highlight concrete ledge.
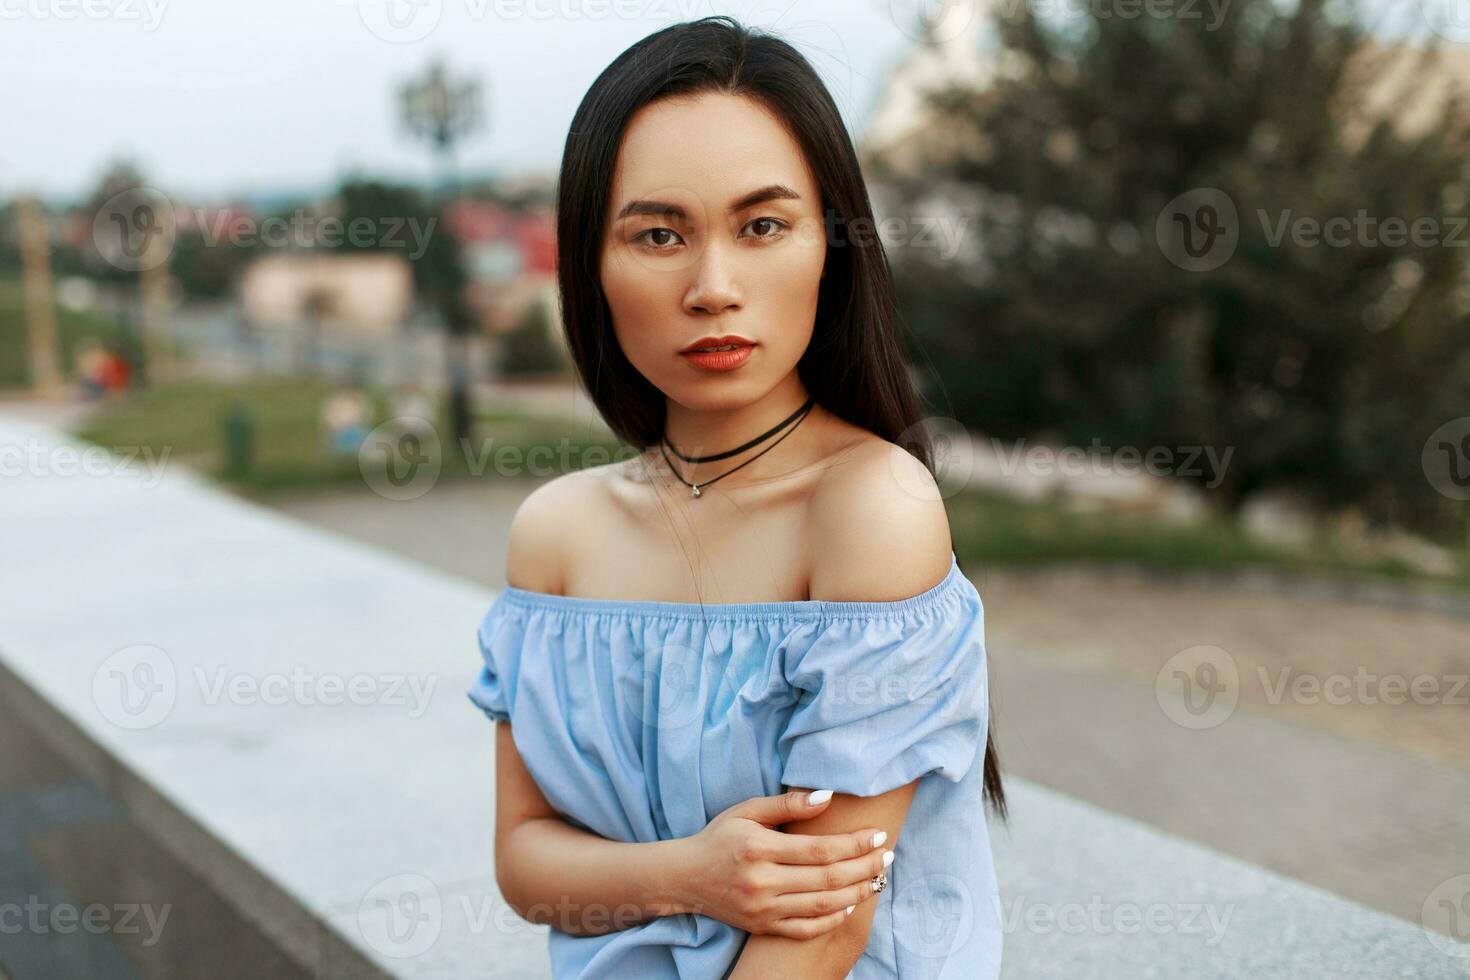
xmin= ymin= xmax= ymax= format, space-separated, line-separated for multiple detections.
xmin=0 ymin=418 xmax=536 ymax=978
xmin=1 ymin=417 xmax=1465 ymax=978
xmin=992 ymin=781 xmax=1467 ymax=978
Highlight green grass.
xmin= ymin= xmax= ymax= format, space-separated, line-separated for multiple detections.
xmin=73 ymin=377 xmax=1470 ymax=595
xmin=948 ymin=487 xmax=1470 ymax=594
xmin=73 ymin=376 xmax=627 ymax=494
xmin=0 ymin=276 xmax=129 ymax=389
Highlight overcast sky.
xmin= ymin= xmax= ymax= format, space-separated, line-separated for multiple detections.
xmin=1 ymin=0 xmax=1433 ymax=204
xmin=1 ymin=0 xmax=937 ymax=203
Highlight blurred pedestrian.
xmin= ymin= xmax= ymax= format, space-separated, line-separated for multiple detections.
xmin=321 ymin=386 xmax=370 ymax=456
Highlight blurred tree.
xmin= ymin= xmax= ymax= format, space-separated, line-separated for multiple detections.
xmin=170 ymin=225 xmax=247 ymax=299
xmin=0 ymin=201 xmax=21 ymax=275
xmin=497 ymin=298 xmax=570 ymax=378
xmin=886 ymin=0 xmax=1470 ymax=541
xmin=80 ymin=158 xmax=150 ymax=287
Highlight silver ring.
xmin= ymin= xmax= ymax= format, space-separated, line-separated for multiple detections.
xmin=870 ymin=873 xmax=887 ymax=894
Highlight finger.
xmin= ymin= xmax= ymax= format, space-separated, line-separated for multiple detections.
xmin=766 ymin=906 xmax=853 ymax=941
xmin=731 ymin=788 xmax=833 ymax=827
xmin=766 ymin=874 xmax=880 ymax=920
xmin=766 ymin=827 xmax=887 ymax=866
xmin=771 ymin=846 xmax=894 ymax=895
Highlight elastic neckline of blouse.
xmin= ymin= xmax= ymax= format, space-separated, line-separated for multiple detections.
xmin=496 ymin=550 xmax=967 ymax=620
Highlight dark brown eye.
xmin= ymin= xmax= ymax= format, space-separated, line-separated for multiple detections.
xmin=746 ymin=217 xmax=786 ymax=238
xmin=638 ymin=227 xmax=682 ymax=249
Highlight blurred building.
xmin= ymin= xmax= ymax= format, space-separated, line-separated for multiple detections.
xmin=861 ymin=0 xmax=996 ymax=176
xmin=239 ymin=252 xmax=413 ymax=338
xmin=444 ymin=198 xmax=558 ymax=335
xmin=1351 ymin=40 xmax=1470 ymax=142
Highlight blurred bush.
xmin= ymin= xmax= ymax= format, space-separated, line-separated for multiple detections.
xmin=884 ymin=0 xmax=1470 ymax=544
xmin=496 ymin=299 xmax=570 ymax=378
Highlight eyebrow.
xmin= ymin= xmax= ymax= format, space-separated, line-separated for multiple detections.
xmin=613 ymin=183 xmax=802 ymax=222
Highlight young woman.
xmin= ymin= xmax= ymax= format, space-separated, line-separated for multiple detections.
xmin=468 ymin=15 xmax=1003 ymax=978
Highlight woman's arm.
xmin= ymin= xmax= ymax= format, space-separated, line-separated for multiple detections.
xmin=494 ymin=722 xmax=688 ymax=936
xmin=495 ymin=722 xmax=892 ymax=938
xmin=728 ymin=782 xmax=919 ymax=978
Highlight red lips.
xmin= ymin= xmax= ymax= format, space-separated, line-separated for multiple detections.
xmin=679 ymin=334 xmax=756 ymax=353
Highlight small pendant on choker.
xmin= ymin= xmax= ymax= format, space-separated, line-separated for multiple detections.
xmin=690 ymin=484 xmax=701 ymax=498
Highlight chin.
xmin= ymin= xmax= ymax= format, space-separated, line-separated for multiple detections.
xmin=662 ymin=378 xmax=770 ymax=413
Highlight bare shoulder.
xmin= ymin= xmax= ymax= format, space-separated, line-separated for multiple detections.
xmin=805 ymin=435 xmax=954 ymax=602
xmin=504 ymin=464 xmax=616 ymax=593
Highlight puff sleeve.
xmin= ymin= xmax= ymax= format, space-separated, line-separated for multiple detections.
xmin=777 ymin=576 xmax=989 ymax=799
xmin=466 ymin=593 xmax=518 ymax=723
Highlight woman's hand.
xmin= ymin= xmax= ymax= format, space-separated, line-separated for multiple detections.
xmin=669 ymin=789 xmax=895 ymax=940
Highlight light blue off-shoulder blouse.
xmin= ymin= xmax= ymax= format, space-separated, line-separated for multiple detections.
xmin=466 ymin=550 xmax=1002 ymax=980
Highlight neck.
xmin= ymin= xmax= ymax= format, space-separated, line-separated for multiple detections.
xmin=659 ymin=378 xmax=818 ymax=487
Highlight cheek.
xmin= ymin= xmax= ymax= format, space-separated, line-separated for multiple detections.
xmin=600 ymin=251 xmax=671 ymax=358
xmin=759 ymin=237 xmax=825 ymax=350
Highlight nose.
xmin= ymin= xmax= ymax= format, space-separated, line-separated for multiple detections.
xmin=682 ymin=239 xmax=743 ymax=316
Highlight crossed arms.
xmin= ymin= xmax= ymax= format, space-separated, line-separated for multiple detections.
xmin=494 ymin=722 xmax=919 ymax=976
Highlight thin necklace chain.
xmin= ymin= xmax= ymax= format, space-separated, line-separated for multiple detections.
xmin=658 ymin=398 xmax=816 ymax=498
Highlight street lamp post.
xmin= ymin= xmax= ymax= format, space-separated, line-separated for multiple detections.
xmin=399 ymin=57 xmax=483 ymax=449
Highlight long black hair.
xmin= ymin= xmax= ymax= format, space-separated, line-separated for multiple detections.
xmin=554 ymin=15 xmax=1005 ymax=817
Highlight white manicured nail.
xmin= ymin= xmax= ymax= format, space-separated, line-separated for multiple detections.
xmin=882 ymin=850 xmax=895 ymax=868
xmin=806 ymin=789 xmax=833 ymax=806
xmin=871 ymin=831 xmax=887 ymax=848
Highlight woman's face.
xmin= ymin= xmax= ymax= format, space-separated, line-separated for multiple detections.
xmin=599 ymin=91 xmax=828 ymax=411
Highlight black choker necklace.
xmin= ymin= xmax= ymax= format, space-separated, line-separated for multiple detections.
xmin=659 ymin=396 xmax=816 ymax=498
